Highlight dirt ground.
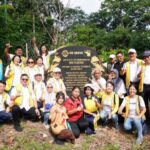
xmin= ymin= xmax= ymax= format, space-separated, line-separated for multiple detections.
xmin=0 ymin=121 xmax=150 ymax=150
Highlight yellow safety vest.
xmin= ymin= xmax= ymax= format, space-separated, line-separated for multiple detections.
xmin=84 ymin=97 xmax=99 ymax=113
xmin=125 ymin=59 xmax=142 ymax=89
xmin=5 ymin=62 xmax=23 ymax=91
xmin=47 ymin=78 xmax=64 ymax=93
xmin=139 ymin=64 xmax=146 ymax=92
xmin=0 ymin=92 xmax=7 ymax=110
xmin=14 ymin=84 xmax=34 ymax=107
xmin=125 ymin=95 xmax=145 ymax=120
xmin=101 ymin=92 xmax=119 ymax=114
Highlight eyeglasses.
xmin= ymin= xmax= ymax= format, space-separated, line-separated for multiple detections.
xmin=28 ymin=61 xmax=34 ymax=64
xmin=47 ymin=86 xmax=53 ymax=88
xmin=22 ymin=78 xmax=28 ymax=81
xmin=54 ymin=72 xmax=61 ymax=74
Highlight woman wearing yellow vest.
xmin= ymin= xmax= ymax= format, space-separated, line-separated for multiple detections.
xmin=83 ymin=84 xmax=100 ymax=134
xmin=137 ymin=50 xmax=150 ymax=122
xmin=23 ymin=58 xmax=36 ymax=83
xmin=100 ymin=81 xmax=119 ymax=129
xmin=34 ymin=56 xmax=45 ymax=81
xmin=5 ymin=55 xmax=24 ymax=92
xmin=10 ymin=74 xmax=40 ymax=132
xmin=118 ymin=84 xmax=146 ymax=145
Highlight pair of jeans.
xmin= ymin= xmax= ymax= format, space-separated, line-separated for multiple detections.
xmin=124 ymin=117 xmax=143 ymax=139
xmin=0 ymin=111 xmax=12 ymax=123
xmin=43 ymin=112 xmax=50 ymax=125
xmin=100 ymin=109 xmax=118 ymax=128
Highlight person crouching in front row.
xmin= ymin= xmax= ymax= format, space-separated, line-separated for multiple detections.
xmin=83 ymin=84 xmax=100 ymax=134
xmin=118 ymin=84 xmax=146 ymax=145
xmin=10 ymin=74 xmax=40 ymax=132
xmin=100 ymin=81 xmax=119 ymax=129
xmin=50 ymin=92 xmax=75 ymax=145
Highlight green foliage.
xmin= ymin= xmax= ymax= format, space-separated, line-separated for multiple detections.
xmin=0 ymin=0 xmax=149 ymax=59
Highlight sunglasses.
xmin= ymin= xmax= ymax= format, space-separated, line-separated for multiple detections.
xmin=47 ymin=86 xmax=53 ymax=88
xmin=22 ymin=78 xmax=28 ymax=81
xmin=28 ymin=61 xmax=34 ymax=64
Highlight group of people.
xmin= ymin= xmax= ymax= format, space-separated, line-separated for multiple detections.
xmin=0 ymin=43 xmax=150 ymax=145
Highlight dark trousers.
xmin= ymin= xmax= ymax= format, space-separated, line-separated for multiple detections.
xmin=69 ymin=117 xmax=89 ymax=138
xmin=12 ymin=105 xmax=39 ymax=126
xmin=142 ymin=84 xmax=150 ymax=122
xmin=0 ymin=111 xmax=12 ymax=123
xmin=57 ymin=129 xmax=75 ymax=144
xmin=85 ymin=115 xmax=95 ymax=132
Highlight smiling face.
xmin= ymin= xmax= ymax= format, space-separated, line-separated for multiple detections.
xmin=143 ymin=56 xmax=150 ymax=64
xmin=27 ymin=58 xmax=35 ymax=68
xmin=129 ymin=52 xmax=137 ymax=61
xmin=15 ymin=48 xmax=23 ymax=56
xmin=94 ymin=69 xmax=102 ymax=80
xmin=117 ymin=53 xmax=124 ymax=62
xmin=85 ymin=87 xmax=92 ymax=96
xmin=20 ymin=75 xmax=29 ymax=86
xmin=129 ymin=85 xmax=137 ymax=97
xmin=72 ymin=87 xmax=80 ymax=98
xmin=13 ymin=56 xmax=20 ymax=65
xmin=106 ymin=82 xmax=114 ymax=94
xmin=53 ymin=72 xmax=61 ymax=79
xmin=57 ymin=96 xmax=64 ymax=105
xmin=41 ymin=45 xmax=47 ymax=53
xmin=37 ymin=58 xmax=43 ymax=66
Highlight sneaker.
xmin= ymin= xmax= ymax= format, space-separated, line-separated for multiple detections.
xmin=136 ymin=137 xmax=143 ymax=145
xmin=43 ymin=123 xmax=49 ymax=129
xmin=14 ymin=125 xmax=23 ymax=132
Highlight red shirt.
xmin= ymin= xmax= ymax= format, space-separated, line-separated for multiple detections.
xmin=64 ymin=97 xmax=84 ymax=122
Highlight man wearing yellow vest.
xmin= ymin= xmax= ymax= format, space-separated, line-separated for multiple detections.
xmin=121 ymin=48 xmax=142 ymax=91
xmin=0 ymin=81 xmax=12 ymax=123
xmin=137 ymin=50 xmax=150 ymax=122
xmin=11 ymin=74 xmax=40 ymax=132
xmin=47 ymin=67 xmax=67 ymax=97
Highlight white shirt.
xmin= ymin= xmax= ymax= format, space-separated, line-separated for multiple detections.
xmin=138 ymin=65 xmax=150 ymax=84
xmin=120 ymin=96 xmax=145 ymax=118
xmin=41 ymin=50 xmax=56 ymax=70
xmin=0 ymin=93 xmax=11 ymax=111
xmin=11 ymin=86 xmax=35 ymax=111
xmin=124 ymin=60 xmax=139 ymax=82
xmin=115 ymin=80 xmax=126 ymax=98
xmin=33 ymin=81 xmax=46 ymax=101
xmin=35 ymin=65 xmax=45 ymax=81
xmin=92 ymin=77 xmax=106 ymax=93
xmin=47 ymin=78 xmax=66 ymax=93
xmin=24 ymin=67 xmax=36 ymax=83
xmin=5 ymin=65 xmax=22 ymax=86
xmin=103 ymin=97 xmax=113 ymax=112
xmin=44 ymin=91 xmax=56 ymax=106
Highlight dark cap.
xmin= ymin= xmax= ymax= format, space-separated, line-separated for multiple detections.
xmin=143 ymin=50 xmax=150 ymax=57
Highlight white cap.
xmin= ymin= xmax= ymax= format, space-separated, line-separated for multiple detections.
xmin=109 ymin=54 xmax=115 ymax=59
xmin=84 ymin=83 xmax=94 ymax=90
xmin=128 ymin=48 xmax=136 ymax=54
xmin=34 ymin=70 xmax=42 ymax=76
xmin=53 ymin=67 xmax=61 ymax=73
